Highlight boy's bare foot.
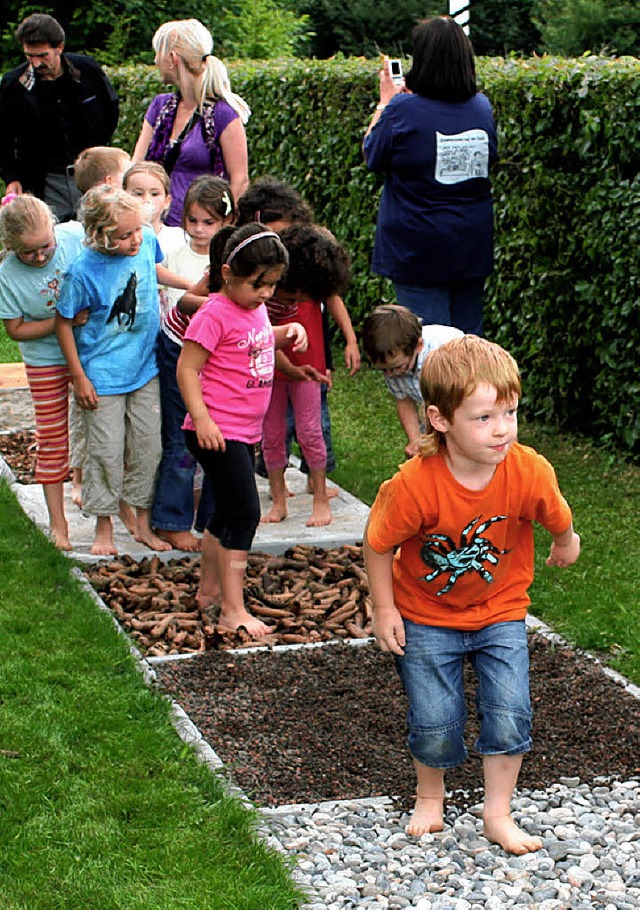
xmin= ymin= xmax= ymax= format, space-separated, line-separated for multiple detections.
xmin=50 ymin=524 xmax=72 ymax=551
xmin=134 ymin=527 xmax=172 ymax=552
xmin=261 ymin=503 xmax=288 ymax=523
xmin=306 ymin=500 xmax=332 ymax=527
xmin=134 ymin=509 xmax=172 ymax=552
xmin=218 ymin=606 xmax=270 ymax=638
xmin=483 ymin=816 xmax=543 ymax=855
xmin=118 ymin=500 xmax=136 ymax=534
xmin=155 ymin=529 xmax=201 ymax=552
xmin=406 ymin=795 xmax=444 ymax=837
xmin=306 ymin=477 xmax=338 ymax=499
xmin=92 ymin=516 xmax=117 ymax=556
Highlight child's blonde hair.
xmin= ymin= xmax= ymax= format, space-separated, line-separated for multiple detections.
xmin=80 ymin=186 xmax=145 ymax=254
xmin=361 ymin=304 xmax=422 ymax=363
xmin=73 ymin=147 xmax=131 ymax=194
xmin=0 ymin=194 xmax=56 ymax=253
xmin=182 ymin=175 xmax=235 ymax=230
xmin=419 ymin=334 xmax=522 ymax=456
xmin=123 ymin=161 xmax=171 ymax=195
xmin=152 ymin=19 xmax=251 ymax=123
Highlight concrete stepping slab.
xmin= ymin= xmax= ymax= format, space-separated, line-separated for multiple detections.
xmin=10 ymin=462 xmax=369 ymax=563
xmin=0 ymin=362 xmax=27 ymax=389
xmin=1 ymin=384 xmax=369 ymax=562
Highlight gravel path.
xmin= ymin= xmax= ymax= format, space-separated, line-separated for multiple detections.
xmin=264 ymin=779 xmax=640 ymax=909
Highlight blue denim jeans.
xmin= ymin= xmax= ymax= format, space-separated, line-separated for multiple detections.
xmin=151 ymin=332 xmax=214 ymax=532
xmin=393 ymin=278 xmax=485 ymax=336
xmin=396 ymin=620 xmax=532 ymax=769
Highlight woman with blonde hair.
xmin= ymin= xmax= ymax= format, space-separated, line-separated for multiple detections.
xmin=133 ymin=19 xmax=250 ymax=225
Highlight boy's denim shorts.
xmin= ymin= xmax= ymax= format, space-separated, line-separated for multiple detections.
xmin=395 ymin=619 xmax=532 ymax=769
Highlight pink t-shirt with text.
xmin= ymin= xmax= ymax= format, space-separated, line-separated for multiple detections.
xmin=182 ymin=293 xmax=275 ymax=443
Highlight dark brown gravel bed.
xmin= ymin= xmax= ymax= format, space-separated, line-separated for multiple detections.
xmin=0 ymin=429 xmax=71 ymax=483
xmin=0 ymin=430 xmax=39 ymax=483
xmin=156 ymin=633 xmax=640 ymax=809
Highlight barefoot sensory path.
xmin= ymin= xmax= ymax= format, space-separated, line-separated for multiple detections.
xmin=1 ymin=365 xmax=639 ymax=909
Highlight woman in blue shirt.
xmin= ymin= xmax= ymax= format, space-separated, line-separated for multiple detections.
xmin=364 ymin=17 xmax=498 ymax=336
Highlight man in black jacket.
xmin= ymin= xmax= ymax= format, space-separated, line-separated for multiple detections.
xmin=0 ymin=13 xmax=119 ymax=220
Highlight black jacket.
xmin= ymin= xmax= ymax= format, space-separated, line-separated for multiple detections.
xmin=0 ymin=52 xmax=119 ymax=198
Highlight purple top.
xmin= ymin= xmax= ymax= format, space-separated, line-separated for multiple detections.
xmin=144 ymin=93 xmax=238 ymax=225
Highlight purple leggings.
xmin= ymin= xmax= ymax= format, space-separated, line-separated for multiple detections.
xmin=262 ymin=379 xmax=326 ymax=472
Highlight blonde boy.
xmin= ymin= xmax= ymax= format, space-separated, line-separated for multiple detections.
xmin=364 ymin=335 xmax=580 ymax=854
xmin=73 ymin=146 xmax=131 ymax=195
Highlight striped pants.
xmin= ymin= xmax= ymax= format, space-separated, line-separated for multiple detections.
xmin=24 ymin=364 xmax=71 ymax=485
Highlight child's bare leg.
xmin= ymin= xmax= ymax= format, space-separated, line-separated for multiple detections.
xmin=261 ymin=469 xmax=288 ymax=523
xmin=307 ymin=469 xmax=332 ymax=527
xmin=92 ymin=515 xmax=117 ymax=556
xmin=306 ymin=473 xmax=338 ymax=499
xmin=133 ymin=508 xmax=172 ymax=551
xmin=118 ymin=499 xmax=136 ymax=535
xmin=482 ymin=754 xmax=542 ymax=854
xmin=43 ymin=482 xmax=71 ymax=550
xmin=406 ymin=760 xmax=445 ymax=836
xmin=71 ymin=467 xmax=83 ymax=508
xmin=196 ymin=529 xmax=222 ymax=610
xmin=216 ymin=545 xmax=269 ymax=637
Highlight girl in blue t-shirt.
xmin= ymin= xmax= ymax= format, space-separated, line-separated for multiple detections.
xmin=56 ymin=186 xmax=171 ymax=557
xmin=0 ymin=194 xmax=85 ymax=550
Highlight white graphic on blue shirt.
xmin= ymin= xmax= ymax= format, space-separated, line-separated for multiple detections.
xmin=419 ymin=514 xmax=510 ymax=595
xmin=107 ymin=272 xmax=137 ymax=328
xmin=435 ymin=129 xmax=489 ymax=184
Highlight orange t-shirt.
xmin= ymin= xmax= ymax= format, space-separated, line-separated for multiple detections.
xmin=366 ymin=443 xmax=572 ymax=631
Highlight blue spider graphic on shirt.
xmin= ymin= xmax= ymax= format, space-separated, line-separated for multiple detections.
xmin=419 ymin=514 xmax=511 ymax=596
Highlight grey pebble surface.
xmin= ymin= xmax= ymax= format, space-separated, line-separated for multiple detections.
xmin=263 ymin=778 xmax=640 ymax=910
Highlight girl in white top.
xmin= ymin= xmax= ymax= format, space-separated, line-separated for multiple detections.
xmin=151 ymin=175 xmax=235 ymax=552
xmin=123 ymin=162 xmax=185 ymax=319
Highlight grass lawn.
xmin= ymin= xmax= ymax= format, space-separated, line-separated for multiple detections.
xmin=329 ymin=356 xmax=640 ymax=685
xmin=0 ymin=330 xmax=19 ymax=363
xmin=0 ymin=483 xmax=303 ymax=910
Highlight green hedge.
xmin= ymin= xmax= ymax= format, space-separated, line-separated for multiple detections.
xmin=110 ymin=56 xmax=640 ymax=455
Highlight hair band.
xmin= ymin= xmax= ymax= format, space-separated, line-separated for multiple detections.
xmin=1 ymin=193 xmax=18 ymax=207
xmin=222 ymin=190 xmax=233 ymax=217
xmin=225 ymin=230 xmax=280 ymax=265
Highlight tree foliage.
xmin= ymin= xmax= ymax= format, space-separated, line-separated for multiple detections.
xmin=294 ymin=0 xmax=444 ymax=58
xmin=0 ymin=0 xmax=214 ymax=66
xmin=218 ymin=0 xmax=312 ymax=59
xmin=3 ymin=0 xmax=640 ymax=63
xmin=532 ymin=0 xmax=640 ymax=57
xmin=469 ymin=0 xmax=540 ymax=56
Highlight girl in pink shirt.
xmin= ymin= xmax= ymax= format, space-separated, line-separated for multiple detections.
xmin=176 ymin=223 xmax=307 ymax=637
